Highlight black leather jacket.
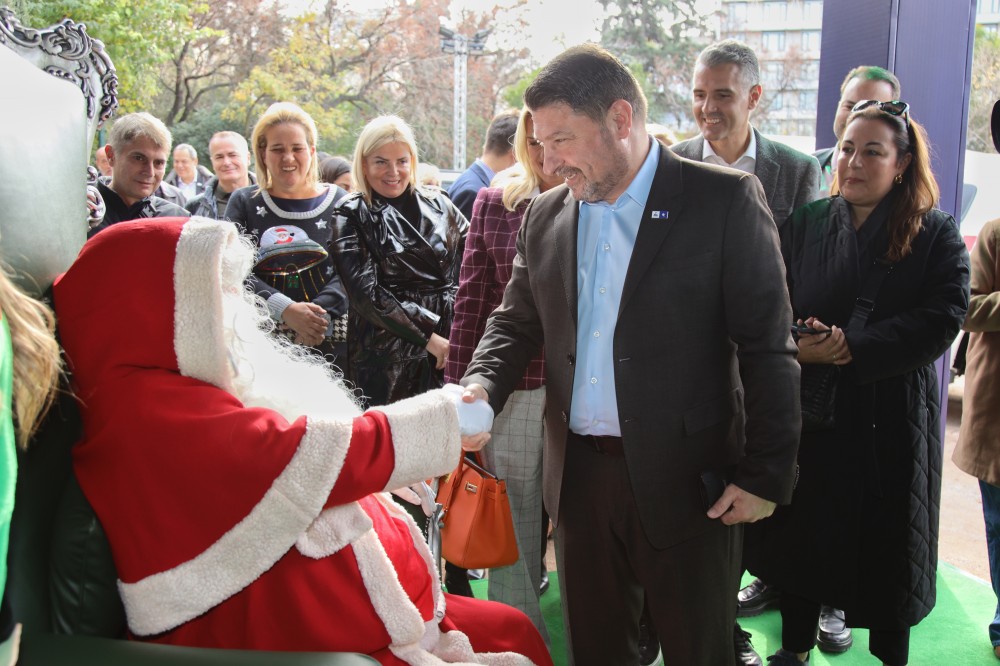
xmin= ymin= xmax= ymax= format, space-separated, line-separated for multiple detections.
xmin=331 ymin=188 xmax=468 ymax=406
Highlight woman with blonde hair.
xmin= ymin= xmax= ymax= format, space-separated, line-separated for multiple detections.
xmin=225 ymin=102 xmax=350 ymax=366
xmin=443 ymin=107 xmax=562 ymax=634
xmin=748 ymin=102 xmax=970 ymax=666
xmin=0 ymin=267 xmax=62 ymax=657
xmin=330 ymin=115 xmax=467 ymax=407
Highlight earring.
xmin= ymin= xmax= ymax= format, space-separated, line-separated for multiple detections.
xmin=894 ymin=173 xmax=903 ymax=184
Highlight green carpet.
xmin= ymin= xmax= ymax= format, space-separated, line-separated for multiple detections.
xmin=471 ymin=564 xmax=999 ymax=665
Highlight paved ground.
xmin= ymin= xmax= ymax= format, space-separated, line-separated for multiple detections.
xmin=941 ymin=377 xmax=990 ymax=582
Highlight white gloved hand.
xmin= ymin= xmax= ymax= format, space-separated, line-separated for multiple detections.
xmin=442 ymin=383 xmax=494 ymax=436
xmin=390 ymin=485 xmax=422 ymax=506
xmin=390 ymin=481 xmax=438 ymax=518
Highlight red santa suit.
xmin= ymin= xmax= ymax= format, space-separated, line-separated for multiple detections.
xmin=52 ymin=217 xmax=551 ymax=666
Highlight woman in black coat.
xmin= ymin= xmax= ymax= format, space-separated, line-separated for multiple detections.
xmin=329 ymin=115 xmax=468 ymax=408
xmin=747 ymin=102 xmax=970 ymax=665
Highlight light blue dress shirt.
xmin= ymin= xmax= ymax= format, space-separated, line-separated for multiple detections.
xmin=569 ymin=139 xmax=660 ymax=436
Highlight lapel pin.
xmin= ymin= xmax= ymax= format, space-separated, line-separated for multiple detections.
xmin=651 ymin=210 xmax=669 ymax=219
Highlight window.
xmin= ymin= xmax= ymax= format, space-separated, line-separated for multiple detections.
xmin=994 ymin=0 xmax=1000 ymax=13
xmin=728 ymin=2 xmax=748 ymax=23
xmin=802 ymin=31 xmax=821 ymax=52
xmin=801 ymin=61 xmax=820 ymax=82
xmin=803 ymin=1 xmax=823 ymax=22
xmin=798 ymin=90 xmax=818 ymax=111
xmin=763 ymin=61 xmax=784 ymax=86
xmin=762 ymin=31 xmax=786 ymax=52
xmin=763 ymin=1 xmax=789 ymax=23
xmin=770 ymin=92 xmax=784 ymax=111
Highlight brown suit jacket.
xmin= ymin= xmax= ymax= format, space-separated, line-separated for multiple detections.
xmin=463 ymin=147 xmax=801 ymax=549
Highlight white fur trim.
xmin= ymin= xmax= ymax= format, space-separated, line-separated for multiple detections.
xmin=296 ymin=502 xmax=372 ymax=559
xmin=119 ymin=416 xmax=354 ymax=635
xmin=377 ymin=389 xmax=462 ymax=493
xmin=375 ymin=493 xmax=445 ymax=619
xmin=173 ymin=218 xmax=239 ymax=391
xmin=352 ymin=530 xmax=428 ymax=648
xmin=350 ymin=496 xmax=536 ymax=665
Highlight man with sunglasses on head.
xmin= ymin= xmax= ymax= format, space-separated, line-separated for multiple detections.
xmin=738 ymin=70 xmax=902 ymax=659
xmin=813 ymin=66 xmax=901 ymax=196
xmin=447 ymin=111 xmax=519 ymax=221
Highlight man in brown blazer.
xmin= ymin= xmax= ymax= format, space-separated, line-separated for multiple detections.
xmin=460 ymin=45 xmax=801 ymax=665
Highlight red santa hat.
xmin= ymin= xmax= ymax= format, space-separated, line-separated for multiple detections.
xmin=55 ymin=217 xmax=242 ymax=401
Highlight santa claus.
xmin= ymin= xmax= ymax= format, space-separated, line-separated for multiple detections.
xmin=52 ymin=217 xmax=552 ymax=666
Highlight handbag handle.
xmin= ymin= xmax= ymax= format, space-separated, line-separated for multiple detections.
xmin=460 ymin=452 xmax=497 ymax=480
xmin=441 ymin=453 xmax=497 ymax=508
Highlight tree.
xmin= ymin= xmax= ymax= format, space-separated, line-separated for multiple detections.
xmin=501 ymin=67 xmax=542 ymax=113
xmin=156 ymin=0 xmax=287 ymax=127
xmin=19 ymin=0 xmax=204 ymax=112
xmin=752 ymin=44 xmax=814 ymax=136
xmin=223 ymin=0 xmax=532 ymax=166
xmin=223 ymin=0 xmax=432 ymax=149
xmin=968 ymin=26 xmax=1000 ymax=153
xmin=598 ymin=0 xmax=712 ymax=130
xmin=381 ymin=1 xmax=531 ymax=167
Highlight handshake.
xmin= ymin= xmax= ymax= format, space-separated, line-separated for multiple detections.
xmin=442 ymin=384 xmax=493 ymax=451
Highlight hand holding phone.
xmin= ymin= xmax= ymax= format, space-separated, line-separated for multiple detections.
xmin=791 ymin=323 xmax=831 ymax=338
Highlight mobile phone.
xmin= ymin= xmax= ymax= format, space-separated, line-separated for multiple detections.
xmin=791 ymin=323 xmax=831 ymax=337
xmin=700 ymin=469 xmax=729 ymax=511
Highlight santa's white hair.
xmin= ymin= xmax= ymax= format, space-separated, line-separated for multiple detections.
xmin=219 ymin=234 xmax=362 ymax=422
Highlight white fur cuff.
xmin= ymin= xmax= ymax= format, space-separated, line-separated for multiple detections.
xmin=375 ymin=389 xmax=462 ymax=494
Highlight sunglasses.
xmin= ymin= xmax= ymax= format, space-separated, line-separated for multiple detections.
xmin=852 ymin=99 xmax=910 ymax=126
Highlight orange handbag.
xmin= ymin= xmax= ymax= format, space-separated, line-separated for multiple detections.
xmin=435 ymin=453 xmax=519 ymax=569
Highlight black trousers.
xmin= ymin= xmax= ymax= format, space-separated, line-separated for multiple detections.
xmin=555 ymin=435 xmax=742 ymax=665
xmin=780 ymin=591 xmax=910 ymax=665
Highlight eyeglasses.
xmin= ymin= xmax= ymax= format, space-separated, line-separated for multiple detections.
xmin=851 ymin=99 xmax=910 ymax=126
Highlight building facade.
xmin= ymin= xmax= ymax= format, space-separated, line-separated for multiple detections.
xmin=717 ymin=0 xmax=824 ymax=137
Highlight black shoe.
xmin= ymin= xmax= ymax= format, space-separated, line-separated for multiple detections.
xmin=734 ymin=622 xmax=763 ymax=666
xmin=816 ymin=606 xmax=853 ymax=653
xmin=766 ymin=648 xmax=809 ymax=664
xmin=737 ymin=578 xmax=780 ymax=617
xmin=539 ymin=571 xmax=550 ymax=595
xmin=638 ymin=614 xmax=661 ymax=666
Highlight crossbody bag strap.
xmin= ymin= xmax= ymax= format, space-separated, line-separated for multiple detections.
xmin=846 ymin=258 xmax=894 ymax=330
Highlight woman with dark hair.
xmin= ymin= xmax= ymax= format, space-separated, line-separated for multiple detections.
xmin=320 ymin=155 xmax=353 ymax=192
xmin=329 ymin=115 xmax=467 ymax=408
xmin=748 ymin=102 xmax=970 ymax=665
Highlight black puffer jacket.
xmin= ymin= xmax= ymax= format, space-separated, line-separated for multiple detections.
xmin=330 ymin=188 xmax=468 ymax=406
xmin=745 ymin=195 xmax=970 ymax=628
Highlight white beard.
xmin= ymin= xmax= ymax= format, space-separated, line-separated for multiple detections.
xmin=219 ymin=249 xmax=361 ymax=423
